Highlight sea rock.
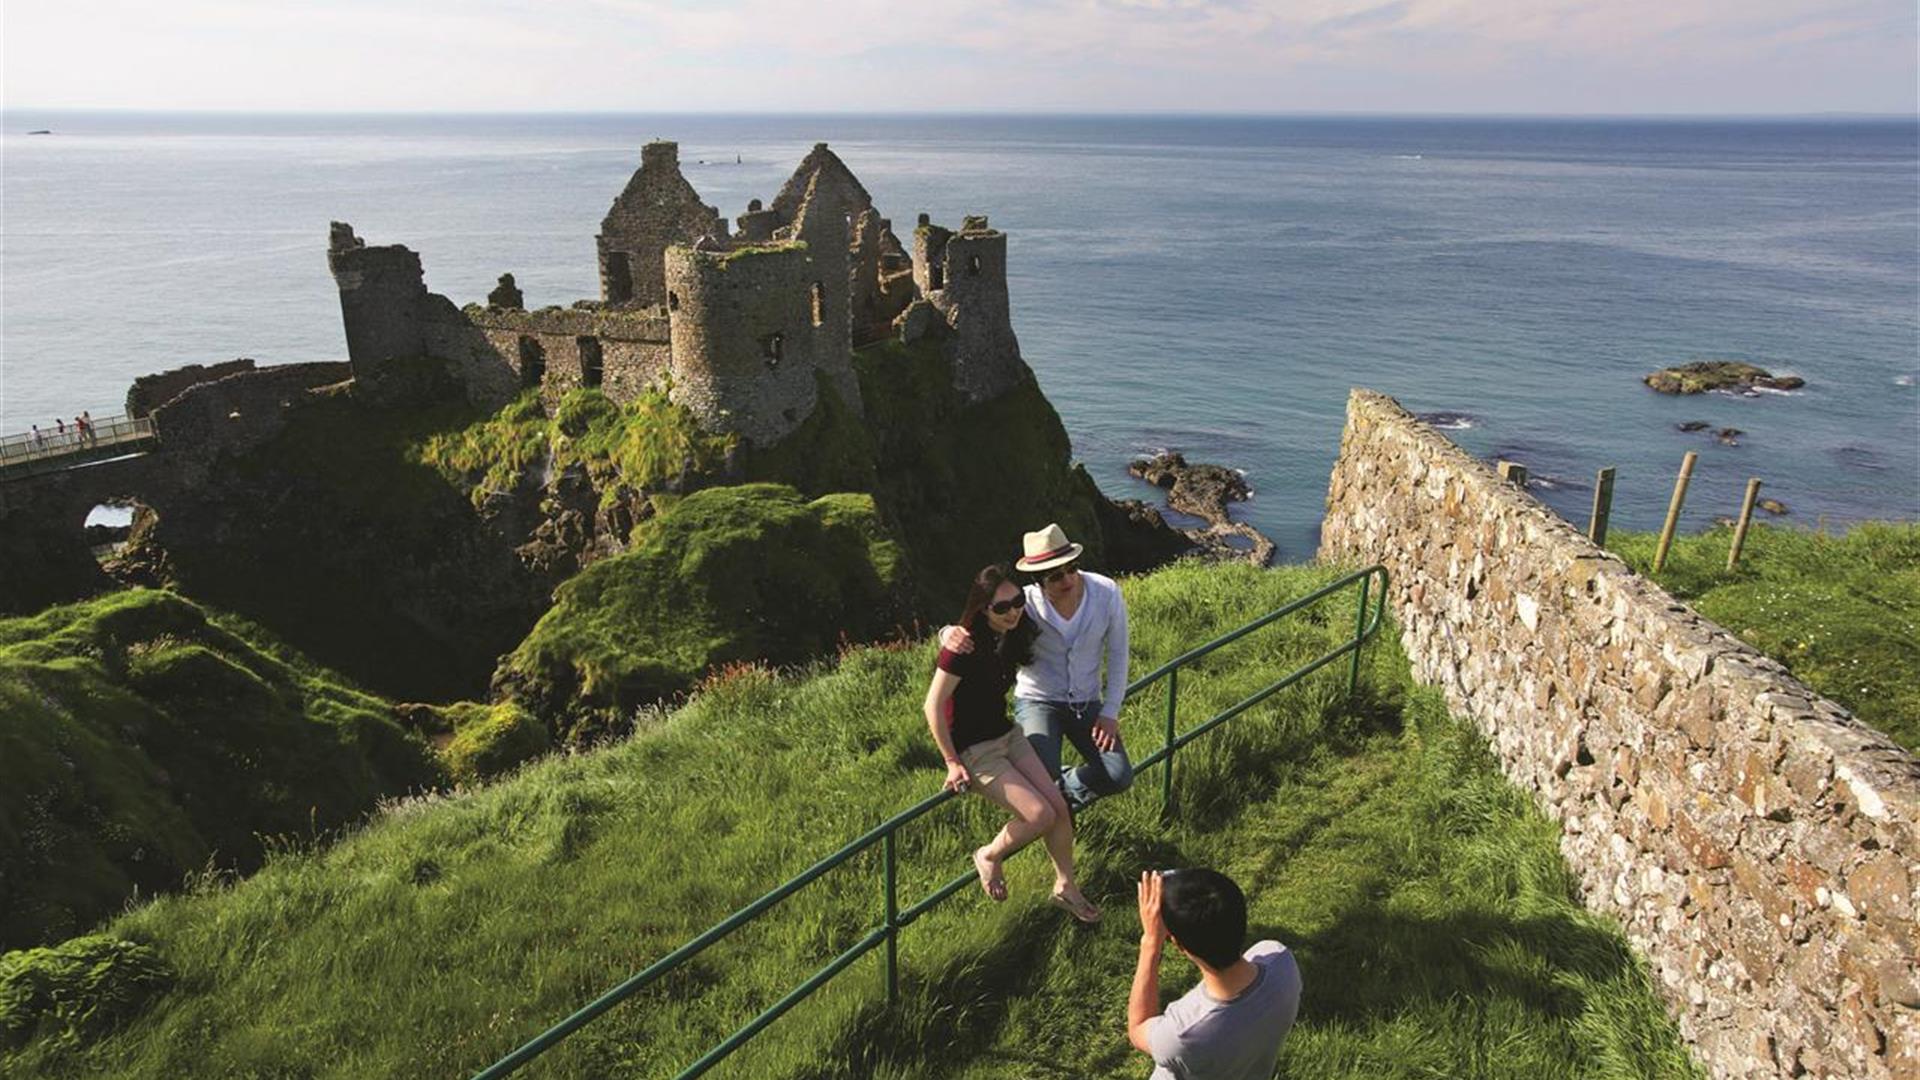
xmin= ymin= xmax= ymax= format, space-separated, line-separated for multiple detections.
xmin=1644 ymin=361 xmax=1805 ymax=395
xmin=1126 ymin=451 xmax=1274 ymax=566
xmin=1677 ymin=420 xmax=1712 ymax=432
xmin=1129 ymin=451 xmax=1251 ymax=518
xmin=1758 ymin=498 xmax=1789 ymax=516
xmin=1717 ymin=427 xmax=1743 ymax=446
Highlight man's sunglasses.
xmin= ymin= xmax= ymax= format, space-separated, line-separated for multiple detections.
xmin=1039 ymin=564 xmax=1078 ymax=585
xmin=989 ymin=592 xmax=1028 ymax=615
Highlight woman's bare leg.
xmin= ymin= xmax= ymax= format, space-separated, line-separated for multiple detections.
xmin=972 ymin=769 xmax=1058 ymax=896
xmin=1009 ymin=745 xmax=1079 ymax=895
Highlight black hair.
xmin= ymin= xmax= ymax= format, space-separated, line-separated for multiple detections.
xmin=1161 ymin=868 xmax=1247 ymax=971
xmin=957 ymin=564 xmax=1037 ymax=668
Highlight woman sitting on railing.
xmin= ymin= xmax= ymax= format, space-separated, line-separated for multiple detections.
xmin=924 ymin=564 xmax=1102 ymax=924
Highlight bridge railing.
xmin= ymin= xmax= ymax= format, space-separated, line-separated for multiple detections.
xmin=471 ymin=564 xmax=1390 ymax=1080
xmin=0 ymin=414 xmax=155 ymax=470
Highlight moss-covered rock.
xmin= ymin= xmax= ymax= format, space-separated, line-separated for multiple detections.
xmin=849 ymin=337 xmax=1111 ymax=613
xmin=439 ymin=703 xmax=550 ymax=783
xmin=0 ymin=935 xmax=174 ymax=1049
xmin=0 ymin=589 xmax=441 ymax=949
xmin=493 ymin=484 xmax=910 ymax=736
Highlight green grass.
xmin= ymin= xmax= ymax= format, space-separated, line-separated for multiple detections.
xmin=415 ymin=387 xmax=734 ymax=512
xmin=1609 ymin=521 xmax=1920 ymax=753
xmin=0 ymin=589 xmax=441 ymax=951
xmin=5 ymin=562 xmax=1692 ymax=1079
xmin=493 ymin=484 xmax=910 ymax=738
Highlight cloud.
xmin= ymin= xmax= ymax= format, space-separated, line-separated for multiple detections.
xmin=3 ymin=0 xmax=1913 ymax=111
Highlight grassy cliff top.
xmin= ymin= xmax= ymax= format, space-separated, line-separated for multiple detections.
xmin=0 ymin=589 xmax=440 ymax=951
xmin=1611 ymin=520 xmax=1919 ymax=754
xmin=5 ymin=562 xmax=1691 ymax=1079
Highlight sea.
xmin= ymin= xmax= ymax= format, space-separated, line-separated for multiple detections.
xmin=3 ymin=112 xmax=1916 ymax=556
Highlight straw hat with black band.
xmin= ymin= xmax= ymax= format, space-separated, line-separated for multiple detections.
xmin=1015 ymin=523 xmax=1084 ymax=573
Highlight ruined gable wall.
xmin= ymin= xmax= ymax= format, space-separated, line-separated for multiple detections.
xmin=1320 ymin=389 xmax=1920 ymax=1080
xmin=597 ymin=141 xmax=726 ymax=307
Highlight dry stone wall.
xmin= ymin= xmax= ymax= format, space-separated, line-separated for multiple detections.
xmin=1321 ymin=389 xmax=1919 ymax=1080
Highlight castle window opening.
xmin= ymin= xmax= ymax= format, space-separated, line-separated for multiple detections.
xmin=968 ymin=254 xmax=982 ymax=276
xmin=761 ymin=332 xmax=784 ymax=369
xmin=668 ymin=291 xmax=680 ymax=312
xmin=930 ymin=265 xmax=944 ymax=291
xmin=606 ymin=253 xmax=633 ymax=303
xmin=518 ymin=336 xmax=546 ymax=389
xmin=577 ymin=337 xmax=604 ymax=388
xmin=810 ymin=282 xmax=824 ymax=327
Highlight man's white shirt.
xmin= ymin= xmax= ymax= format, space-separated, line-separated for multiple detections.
xmin=1014 ymin=571 xmax=1129 ymax=712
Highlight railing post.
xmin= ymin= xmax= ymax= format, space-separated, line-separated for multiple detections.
xmin=1161 ymin=668 xmax=1178 ymax=820
xmin=1589 ymin=466 xmax=1616 ymax=547
xmin=882 ymin=831 xmax=899 ymax=1004
xmin=1347 ymin=573 xmax=1370 ymax=700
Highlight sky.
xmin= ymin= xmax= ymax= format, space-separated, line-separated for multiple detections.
xmin=4 ymin=0 xmax=1917 ymax=115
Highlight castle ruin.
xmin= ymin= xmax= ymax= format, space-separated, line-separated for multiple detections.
xmin=327 ymin=141 xmax=1025 ymax=447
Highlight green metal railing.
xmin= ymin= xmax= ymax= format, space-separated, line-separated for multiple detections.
xmin=472 ymin=564 xmax=1389 ymax=1080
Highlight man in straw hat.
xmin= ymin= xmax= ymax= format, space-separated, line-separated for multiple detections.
xmin=943 ymin=522 xmax=1133 ymax=812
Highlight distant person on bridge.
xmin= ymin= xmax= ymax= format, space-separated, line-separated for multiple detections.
xmin=1129 ymin=868 xmax=1302 ymax=1080
xmin=942 ymin=523 xmax=1135 ymax=814
xmin=80 ymin=410 xmax=96 ymax=444
xmin=31 ymin=424 xmax=47 ymax=450
xmin=924 ymin=563 xmax=1102 ymax=924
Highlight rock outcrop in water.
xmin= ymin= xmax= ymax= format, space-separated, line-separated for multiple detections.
xmin=1644 ymin=361 xmax=1804 ymax=395
xmin=1127 ymin=451 xmax=1275 ymax=565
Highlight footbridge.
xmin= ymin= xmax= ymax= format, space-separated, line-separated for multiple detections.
xmin=0 ymin=415 xmax=159 ymax=480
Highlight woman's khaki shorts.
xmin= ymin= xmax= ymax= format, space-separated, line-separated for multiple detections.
xmin=958 ymin=728 xmax=1038 ymax=791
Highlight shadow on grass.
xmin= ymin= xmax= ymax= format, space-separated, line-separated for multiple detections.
xmin=1262 ymin=904 xmax=1640 ymax=1028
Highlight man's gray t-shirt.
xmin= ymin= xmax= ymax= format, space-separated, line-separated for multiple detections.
xmin=1145 ymin=941 xmax=1301 ymax=1080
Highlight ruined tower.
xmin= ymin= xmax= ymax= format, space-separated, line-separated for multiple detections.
xmin=596 ymin=141 xmax=727 ymax=308
xmin=913 ymin=215 xmax=1024 ymax=404
xmin=327 ymin=222 xmax=428 ymax=385
xmin=663 ymin=171 xmax=863 ymax=448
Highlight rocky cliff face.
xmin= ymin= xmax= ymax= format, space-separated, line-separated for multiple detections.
xmin=116 ymin=382 xmax=547 ymax=702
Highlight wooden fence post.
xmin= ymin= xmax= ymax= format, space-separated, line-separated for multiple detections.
xmin=1652 ymin=451 xmax=1698 ymax=573
xmin=1589 ymin=467 xmax=1616 ymax=547
xmin=1727 ymin=478 xmax=1763 ymax=570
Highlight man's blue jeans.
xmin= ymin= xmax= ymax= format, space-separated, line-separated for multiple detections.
xmin=1014 ymin=698 xmax=1134 ymax=812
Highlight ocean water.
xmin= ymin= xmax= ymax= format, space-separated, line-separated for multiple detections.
xmin=3 ymin=112 xmax=1916 ymax=556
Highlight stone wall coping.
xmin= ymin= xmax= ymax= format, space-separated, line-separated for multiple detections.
xmin=1344 ymin=388 xmax=1920 ymax=837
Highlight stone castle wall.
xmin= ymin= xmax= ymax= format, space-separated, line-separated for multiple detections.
xmin=664 ymin=242 xmax=856 ymax=447
xmin=417 ymin=300 xmax=672 ymax=410
xmin=1320 ymin=389 xmax=1919 ymax=1080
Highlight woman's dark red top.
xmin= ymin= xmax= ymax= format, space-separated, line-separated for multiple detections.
xmin=936 ymin=640 xmax=1017 ymax=752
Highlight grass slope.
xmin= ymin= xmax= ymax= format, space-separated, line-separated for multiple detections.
xmin=5 ymin=563 xmax=1690 ymax=1079
xmin=0 ymin=589 xmax=440 ymax=951
xmin=493 ymin=483 xmax=909 ymax=735
xmin=1610 ymin=521 xmax=1919 ymax=754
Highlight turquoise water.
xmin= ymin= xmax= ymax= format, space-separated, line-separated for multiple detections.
xmin=3 ymin=113 xmax=1915 ymax=554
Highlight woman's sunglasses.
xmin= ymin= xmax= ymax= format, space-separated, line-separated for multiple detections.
xmin=989 ymin=592 xmax=1028 ymax=615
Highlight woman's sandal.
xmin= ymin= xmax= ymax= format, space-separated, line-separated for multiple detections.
xmin=1050 ymin=889 xmax=1102 ymax=925
xmin=973 ymin=848 xmax=1008 ymax=902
